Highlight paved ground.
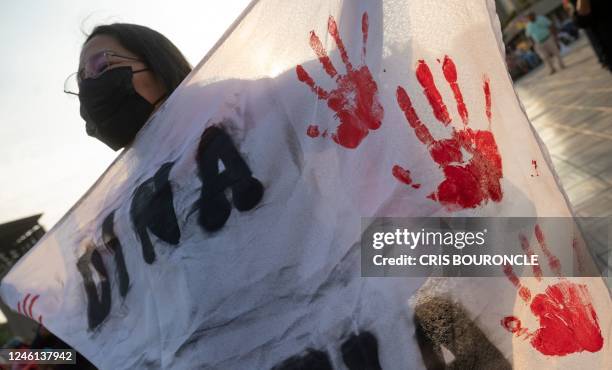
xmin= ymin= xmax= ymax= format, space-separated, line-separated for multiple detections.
xmin=515 ymin=36 xmax=612 ymax=281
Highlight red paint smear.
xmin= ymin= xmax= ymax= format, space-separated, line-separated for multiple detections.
xmin=296 ymin=65 xmax=328 ymax=99
xmin=397 ymin=57 xmax=503 ymax=210
xmin=502 ymin=316 xmax=532 ymax=338
xmin=442 ymin=56 xmax=468 ymax=125
xmin=503 ymin=264 xmax=520 ymax=288
xmin=416 ymin=60 xmax=451 ymax=125
xmin=22 ymin=294 xmax=31 ymax=316
xmin=392 ymin=165 xmax=417 ymax=187
xmin=529 ymin=280 xmax=603 ymax=356
xmin=519 ymin=286 xmax=531 ymax=302
xmin=572 ymin=238 xmax=585 ymax=275
xmin=519 ymin=233 xmax=542 ymax=280
xmin=328 ymin=64 xmax=384 ymax=148
xmin=296 ymin=12 xmax=383 ymax=149
xmin=502 ymin=316 xmax=522 ymax=333
xmin=532 ymin=160 xmax=540 ymax=176
xmin=321 ymin=129 xmax=328 ymax=138
xmin=28 ymin=295 xmax=39 ymax=319
xmin=308 ymin=31 xmax=338 ymax=77
xmin=503 ymin=264 xmax=531 ymax=302
xmin=396 ymin=87 xmax=434 ymax=145
xmin=430 ymin=129 xmax=503 ymax=209
xmin=534 ymin=225 xmax=562 ymax=275
xmin=361 ymin=13 xmax=368 ymax=61
xmin=307 ymin=125 xmax=320 ymax=138
xmin=483 ymin=75 xmax=492 ymax=124
xmin=327 ymin=15 xmax=352 ymax=71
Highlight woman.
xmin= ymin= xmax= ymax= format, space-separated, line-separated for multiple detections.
xmin=65 ymin=23 xmax=192 ymax=150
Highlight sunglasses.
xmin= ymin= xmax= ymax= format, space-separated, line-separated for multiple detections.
xmin=64 ymin=50 xmax=143 ymax=96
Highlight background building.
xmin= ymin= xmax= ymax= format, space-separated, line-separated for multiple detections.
xmin=0 ymin=215 xmax=45 ymax=344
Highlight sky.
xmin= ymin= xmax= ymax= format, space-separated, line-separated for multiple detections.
xmin=0 ymin=0 xmax=252 ymax=229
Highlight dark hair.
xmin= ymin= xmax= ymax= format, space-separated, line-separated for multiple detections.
xmin=86 ymin=23 xmax=192 ymax=94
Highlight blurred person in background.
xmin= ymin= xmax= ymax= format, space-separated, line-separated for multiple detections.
xmin=567 ymin=0 xmax=612 ymax=72
xmin=524 ymin=12 xmax=565 ymax=74
xmin=515 ymin=41 xmax=540 ymax=69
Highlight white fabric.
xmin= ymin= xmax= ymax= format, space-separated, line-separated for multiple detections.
xmin=1 ymin=1 xmax=609 ymax=369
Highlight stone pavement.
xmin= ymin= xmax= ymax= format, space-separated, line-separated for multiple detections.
xmin=514 ymin=36 xmax=612 ymax=281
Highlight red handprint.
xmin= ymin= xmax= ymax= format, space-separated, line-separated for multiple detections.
xmin=395 ymin=56 xmax=502 ymax=209
xmin=296 ymin=12 xmax=383 ymax=149
xmin=17 ymin=293 xmax=42 ymax=324
xmin=501 ymin=225 xmax=604 ymax=356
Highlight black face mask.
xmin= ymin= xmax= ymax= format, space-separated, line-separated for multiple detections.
xmin=79 ymin=67 xmax=163 ymax=151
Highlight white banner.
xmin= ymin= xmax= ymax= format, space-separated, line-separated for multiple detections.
xmin=2 ymin=1 xmax=609 ymax=369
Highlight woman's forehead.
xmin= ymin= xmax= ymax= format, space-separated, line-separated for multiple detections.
xmin=79 ymin=35 xmax=131 ymax=67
